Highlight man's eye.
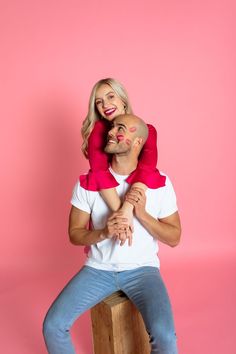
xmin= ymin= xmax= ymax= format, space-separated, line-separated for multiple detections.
xmin=108 ymin=95 xmax=114 ymax=100
xmin=118 ymin=127 xmax=124 ymax=132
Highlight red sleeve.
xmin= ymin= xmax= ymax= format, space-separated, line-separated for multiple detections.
xmin=126 ymin=124 xmax=166 ymax=188
xmin=79 ymin=120 xmax=119 ymax=191
xmin=87 ymin=119 xmax=110 ymax=171
xmin=138 ymin=124 xmax=158 ymax=169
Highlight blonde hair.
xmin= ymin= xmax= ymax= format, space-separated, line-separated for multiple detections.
xmin=81 ymin=78 xmax=133 ymax=158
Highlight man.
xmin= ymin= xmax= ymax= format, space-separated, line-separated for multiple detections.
xmin=43 ymin=114 xmax=181 ymax=354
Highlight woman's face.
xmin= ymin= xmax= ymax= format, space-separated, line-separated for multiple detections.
xmin=95 ymin=84 xmax=126 ymax=121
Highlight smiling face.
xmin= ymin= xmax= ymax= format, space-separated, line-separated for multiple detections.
xmin=95 ymin=84 xmax=126 ymax=121
xmin=104 ymin=115 xmax=141 ymax=155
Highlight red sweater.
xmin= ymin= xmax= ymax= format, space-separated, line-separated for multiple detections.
xmin=80 ymin=119 xmax=166 ymax=191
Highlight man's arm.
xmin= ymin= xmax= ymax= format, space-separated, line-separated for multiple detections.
xmin=69 ymin=206 xmax=104 ymax=245
xmin=68 ymin=206 xmax=131 ymax=246
xmin=125 ymin=187 xmax=181 ymax=247
xmin=137 ymin=211 xmax=181 ymax=247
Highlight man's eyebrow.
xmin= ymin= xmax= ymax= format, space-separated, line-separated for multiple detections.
xmin=116 ymin=123 xmax=127 ymax=129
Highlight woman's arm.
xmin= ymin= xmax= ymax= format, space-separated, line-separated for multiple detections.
xmin=80 ymin=120 xmax=121 ymax=211
xmin=126 ymin=124 xmax=166 ymax=188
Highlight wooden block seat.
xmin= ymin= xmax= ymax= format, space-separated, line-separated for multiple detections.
xmin=91 ymin=291 xmax=150 ymax=354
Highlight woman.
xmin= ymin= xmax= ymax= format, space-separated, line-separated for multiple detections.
xmin=80 ymin=78 xmax=166 ymax=245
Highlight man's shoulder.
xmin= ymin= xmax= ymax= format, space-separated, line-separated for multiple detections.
xmin=159 ymin=172 xmax=172 ymax=186
xmin=146 ymin=172 xmax=176 ymax=197
xmin=71 ymin=180 xmax=98 ymax=213
xmin=74 ymin=179 xmax=99 ymax=195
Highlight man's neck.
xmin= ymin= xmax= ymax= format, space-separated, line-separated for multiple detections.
xmin=111 ymin=155 xmax=138 ymax=175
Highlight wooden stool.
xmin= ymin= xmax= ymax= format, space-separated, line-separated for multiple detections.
xmin=91 ymin=291 xmax=150 ymax=354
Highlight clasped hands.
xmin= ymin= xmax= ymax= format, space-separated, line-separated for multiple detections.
xmin=102 ymin=187 xmax=146 ymax=246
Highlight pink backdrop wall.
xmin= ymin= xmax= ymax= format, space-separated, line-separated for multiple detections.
xmin=1 ymin=0 xmax=235 ymax=353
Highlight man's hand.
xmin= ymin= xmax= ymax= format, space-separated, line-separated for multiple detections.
xmin=103 ymin=211 xmax=133 ymax=246
xmin=125 ymin=187 xmax=147 ymax=220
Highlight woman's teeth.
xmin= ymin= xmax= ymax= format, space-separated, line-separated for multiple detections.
xmin=104 ymin=108 xmax=116 ymax=116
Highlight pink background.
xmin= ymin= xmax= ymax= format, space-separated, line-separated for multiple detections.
xmin=1 ymin=0 xmax=236 ymax=353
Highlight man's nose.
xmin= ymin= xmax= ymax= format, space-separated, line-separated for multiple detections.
xmin=108 ymin=127 xmax=116 ymax=138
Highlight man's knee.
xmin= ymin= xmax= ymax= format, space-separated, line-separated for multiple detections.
xmin=43 ymin=310 xmax=67 ymax=340
xmin=43 ymin=313 xmax=55 ymax=339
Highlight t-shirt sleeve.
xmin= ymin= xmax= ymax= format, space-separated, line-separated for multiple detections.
xmin=158 ymin=176 xmax=178 ymax=219
xmin=70 ymin=181 xmax=91 ymax=214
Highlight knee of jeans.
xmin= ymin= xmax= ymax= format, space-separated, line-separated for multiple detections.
xmin=149 ymin=322 xmax=177 ymax=351
xmin=43 ymin=311 xmax=67 ymax=339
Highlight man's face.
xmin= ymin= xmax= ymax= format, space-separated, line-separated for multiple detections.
xmin=104 ymin=116 xmax=137 ymax=155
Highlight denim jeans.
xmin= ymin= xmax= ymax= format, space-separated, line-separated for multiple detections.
xmin=43 ymin=266 xmax=177 ymax=354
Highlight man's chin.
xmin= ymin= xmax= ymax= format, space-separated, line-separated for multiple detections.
xmin=104 ymin=145 xmax=115 ymax=154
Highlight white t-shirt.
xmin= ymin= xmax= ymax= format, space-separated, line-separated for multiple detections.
xmin=71 ymin=168 xmax=178 ymax=271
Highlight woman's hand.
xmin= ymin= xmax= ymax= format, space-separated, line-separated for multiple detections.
xmin=125 ymin=187 xmax=147 ymax=220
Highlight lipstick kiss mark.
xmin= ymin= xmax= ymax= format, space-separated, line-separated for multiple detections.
xmin=129 ymin=126 xmax=137 ymax=133
xmin=125 ymin=139 xmax=131 ymax=145
xmin=117 ymin=135 xmax=124 ymax=141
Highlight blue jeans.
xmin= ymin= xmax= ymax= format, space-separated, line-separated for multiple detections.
xmin=43 ymin=266 xmax=177 ymax=354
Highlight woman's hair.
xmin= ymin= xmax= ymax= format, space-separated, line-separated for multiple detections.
xmin=81 ymin=78 xmax=133 ymax=158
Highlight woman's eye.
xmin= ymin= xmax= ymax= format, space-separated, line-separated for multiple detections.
xmin=108 ymin=95 xmax=114 ymax=100
xmin=96 ymin=100 xmax=102 ymax=105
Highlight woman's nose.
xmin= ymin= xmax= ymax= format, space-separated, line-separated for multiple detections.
xmin=102 ymin=99 xmax=108 ymax=108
